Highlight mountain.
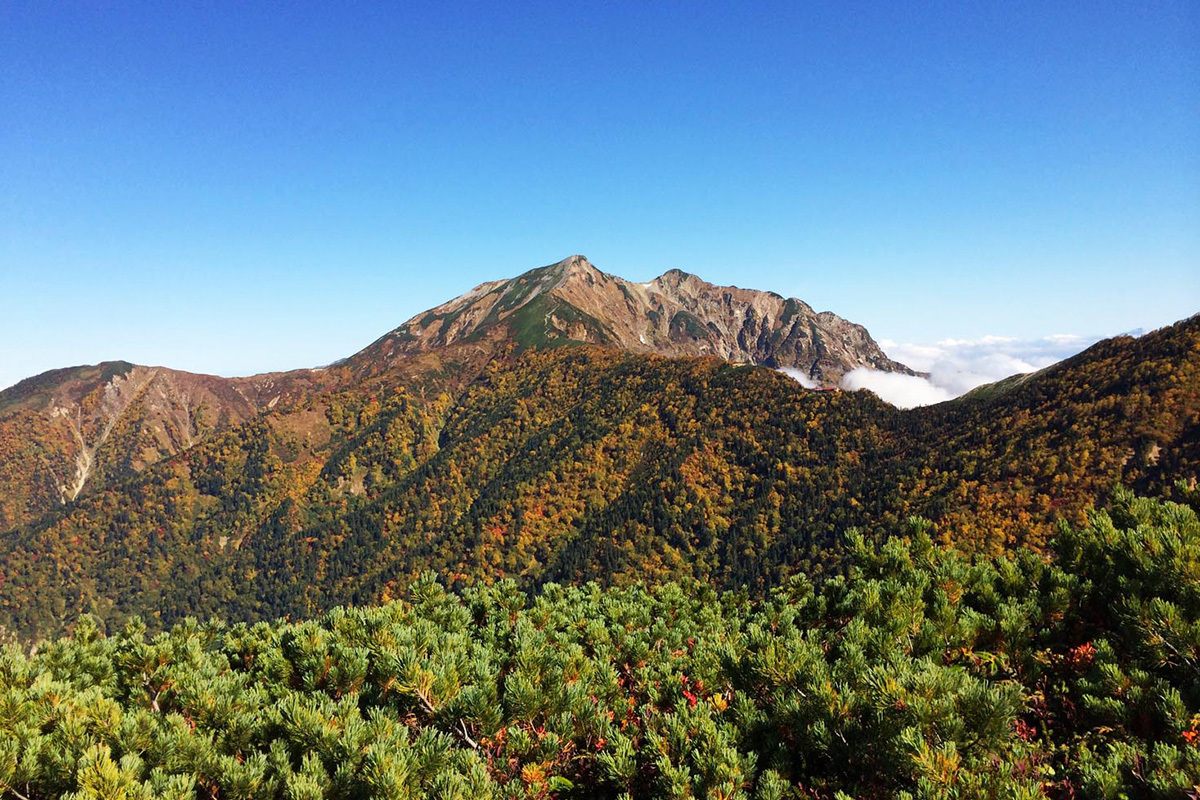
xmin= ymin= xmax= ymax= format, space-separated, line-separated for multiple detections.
xmin=0 ymin=361 xmax=333 ymax=533
xmin=349 ymin=255 xmax=913 ymax=382
xmin=0 ymin=256 xmax=908 ymax=532
xmin=0 ymin=311 xmax=1195 ymax=640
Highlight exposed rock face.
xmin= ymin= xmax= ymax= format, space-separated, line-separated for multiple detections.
xmin=0 ymin=362 xmax=329 ymax=530
xmin=355 ymin=255 xmax=913 ymax=383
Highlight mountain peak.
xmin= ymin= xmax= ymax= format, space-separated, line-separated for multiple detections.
xmin=549 ymin=254 xmax=605 ymax=285
xmin=559 ymin=253 xmax=592 ymax=269
xmin=654 ymin=267 xmax=692 ymax=282
xmin=353 ymin=256 xmax=915 ymax=384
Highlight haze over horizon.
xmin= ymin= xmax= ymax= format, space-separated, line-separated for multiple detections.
xmin=2 ymin=2 xmax=1197 ymax=392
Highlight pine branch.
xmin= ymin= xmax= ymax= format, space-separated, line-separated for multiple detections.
xmin=457 ymin=718 xmax=480 ymax=750
xmin=1 ymin=781 xmax=32 ymax=800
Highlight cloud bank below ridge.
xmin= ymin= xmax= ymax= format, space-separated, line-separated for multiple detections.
xmin=819 ymin=332 xmax=1119 ymax=409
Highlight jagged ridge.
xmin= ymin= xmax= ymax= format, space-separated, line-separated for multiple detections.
xmin=354 ymin=255 xmax=914 ymax=384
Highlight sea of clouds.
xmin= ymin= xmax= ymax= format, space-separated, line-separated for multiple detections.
xmin=786 ymin=332 xmax=1135 ymax=409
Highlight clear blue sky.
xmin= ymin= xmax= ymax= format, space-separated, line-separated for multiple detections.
xmin=2 ymin=1 xmax=1197 ymax=390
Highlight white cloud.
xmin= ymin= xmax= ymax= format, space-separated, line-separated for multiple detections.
xmin=848 ymin=333 xmax=1107 ymax=407
xmin=781 ymin=332 xmax=1115 ymax=408
xmin=776 ymin=366 xmax=817 ymax=389
xmin=840 ymin=368 xmax=955 ymax=409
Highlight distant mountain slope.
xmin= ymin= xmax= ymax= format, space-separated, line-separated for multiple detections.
xmin=350 ymin=255 xmax=912 ymax=382
xmin=0 ymin=362 xmax=333 ymax=532
xmin=1 ymin=314 xmax=1195 ymax=639
xmin=0 ymin=256 xmax=908 ymax=532
xmin=901 ymin=315 xmax=1200 ymax=549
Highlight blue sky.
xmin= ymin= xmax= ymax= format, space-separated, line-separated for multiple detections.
xmin=2 ymin=1 xmax=1197 ymax=391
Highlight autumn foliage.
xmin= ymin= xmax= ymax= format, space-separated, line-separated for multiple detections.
xmin=1 ymin=487 xmax=1197 ymax=798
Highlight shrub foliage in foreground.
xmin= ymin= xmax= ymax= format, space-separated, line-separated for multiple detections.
xmin=1 ymin=488 xmax=1197 ymax=799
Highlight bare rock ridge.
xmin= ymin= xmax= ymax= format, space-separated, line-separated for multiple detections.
xmin=357 ymin=255 xmax=914 ymax=383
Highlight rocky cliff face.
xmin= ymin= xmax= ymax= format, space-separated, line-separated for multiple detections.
xmin=354 ymin=255 xmax=913 ymax=383
xmin=0 ymin=362 xmax=329 ymax=530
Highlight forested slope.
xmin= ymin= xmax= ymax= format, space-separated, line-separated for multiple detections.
xmin=0 ymin=317 xmax=1196 ymax=640
xmin=1 ymin=488 xmax=1196 ymax=799
xmin=0 ymin=255 xmax=911 ymax=536
xmin=895 ymin=316 xmax=1200 ymax=550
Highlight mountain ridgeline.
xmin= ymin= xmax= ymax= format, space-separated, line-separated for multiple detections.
xmin=0 ymin=256 xmax=1197 ymax=640
xmin=0 ymin=256 xmax=908 ymax=534
xmin=349 ymin=255 xmax=913 ymax=381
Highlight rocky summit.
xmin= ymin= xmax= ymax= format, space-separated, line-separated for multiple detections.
xmin=354 ymin=255 xmax=914 ymax=384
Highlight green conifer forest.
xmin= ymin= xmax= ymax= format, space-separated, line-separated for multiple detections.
xmin=2 ymin=486 xmax=1197 ymax=799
